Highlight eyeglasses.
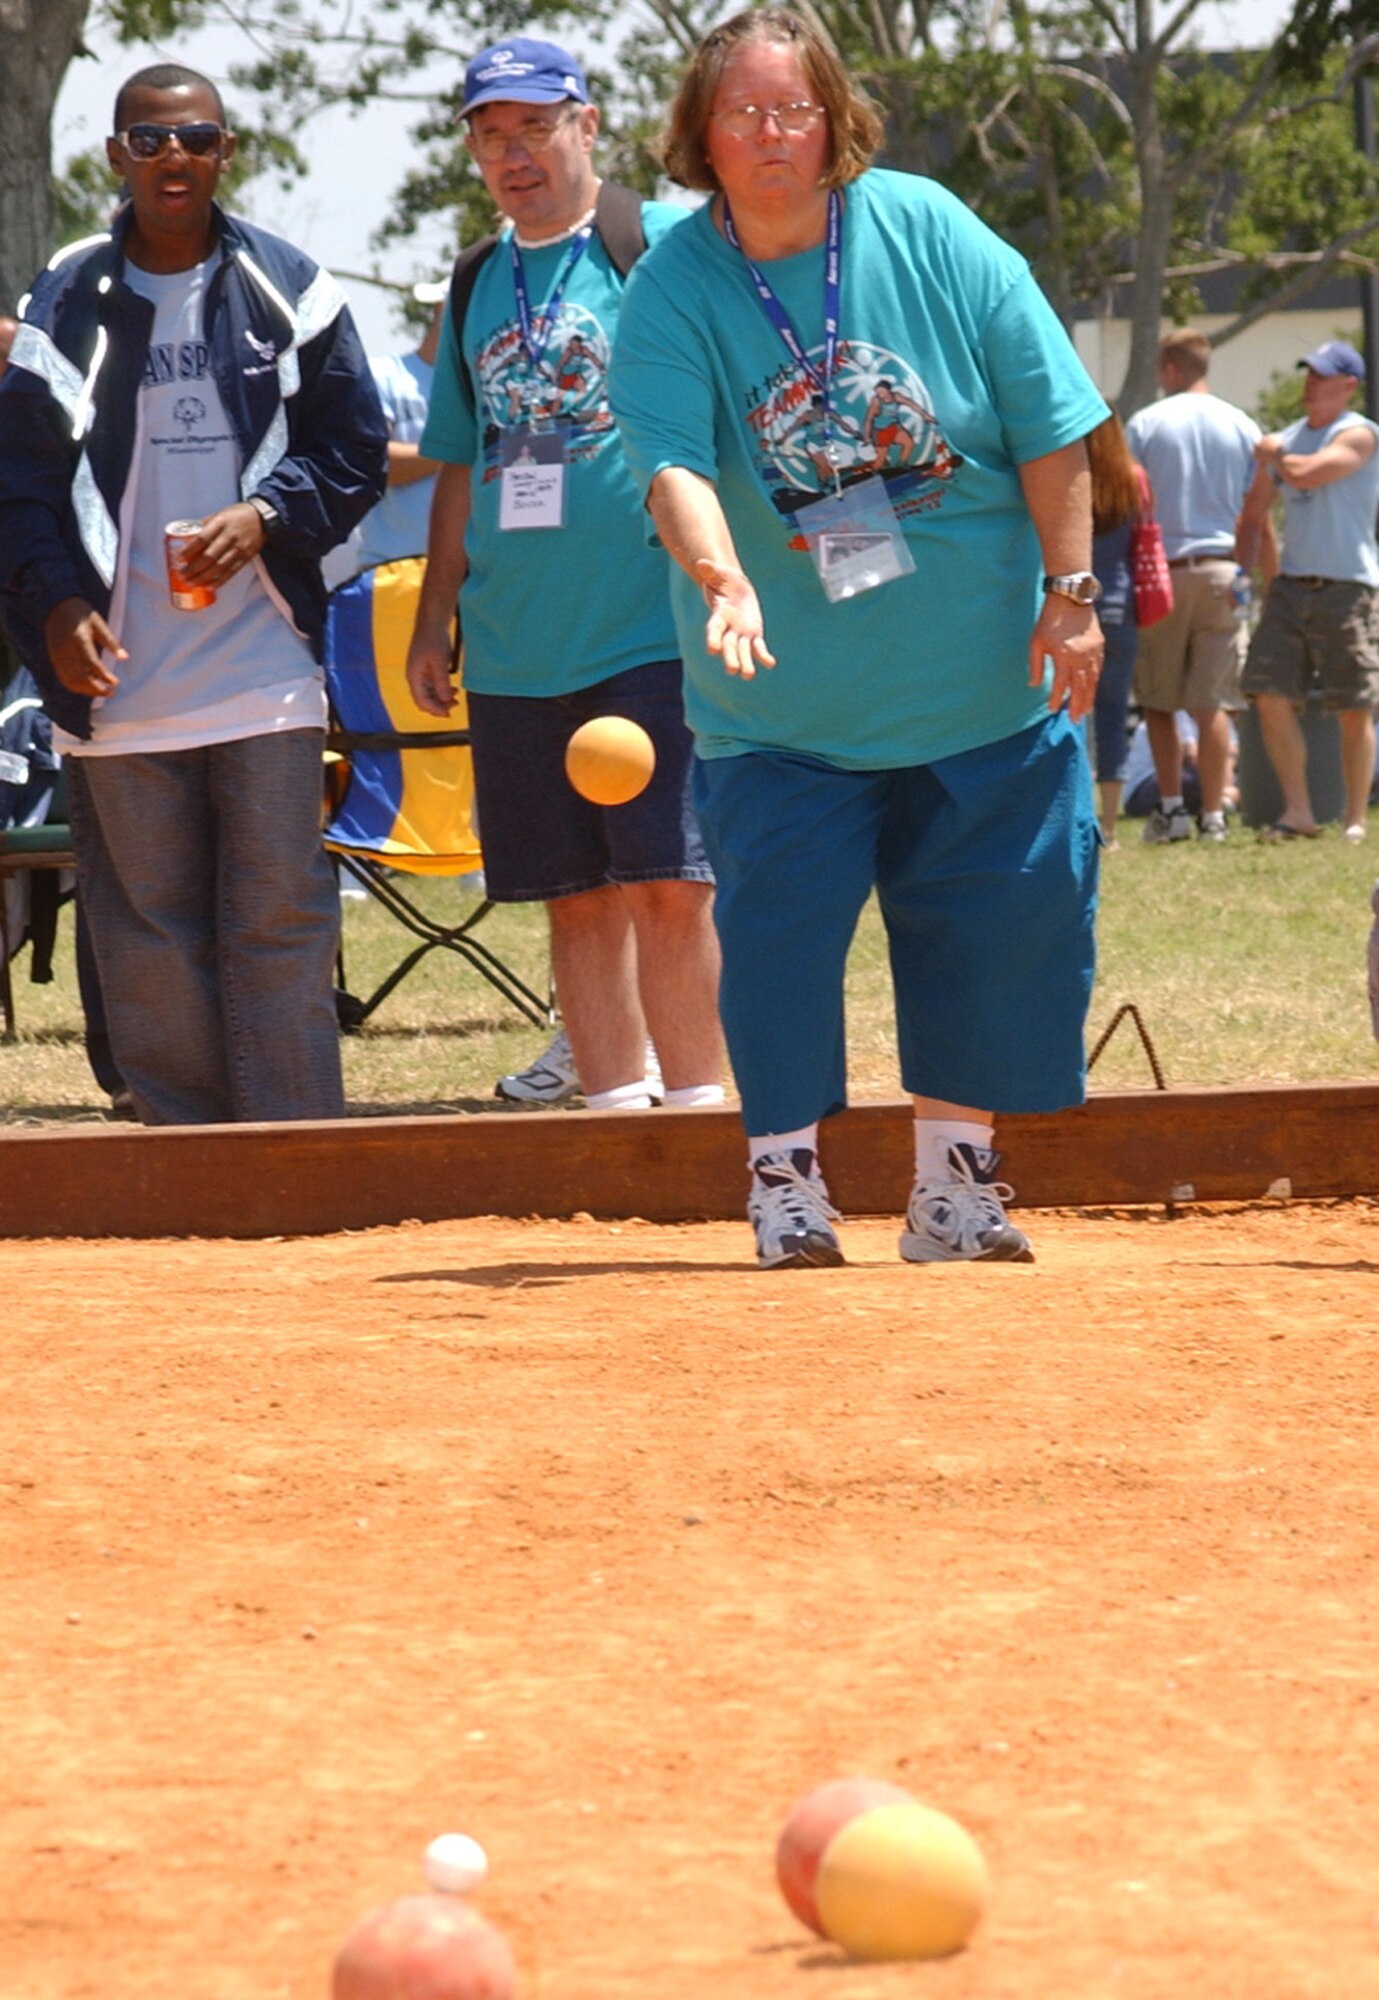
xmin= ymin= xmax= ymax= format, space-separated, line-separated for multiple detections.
xmin=114 ymin=122 xmax=226 ymax=160
xmin=467 ymin=108 xmax=580 ymax=163
xmin=710 ymin=100 xmax=825 ymax=139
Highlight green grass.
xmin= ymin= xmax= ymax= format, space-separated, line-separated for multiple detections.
xmin=3 ymin=820 xmax=1376 ymax=1123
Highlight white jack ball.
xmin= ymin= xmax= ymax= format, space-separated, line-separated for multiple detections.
xmin=424 ymin=1832 xmax=490 ymax=1897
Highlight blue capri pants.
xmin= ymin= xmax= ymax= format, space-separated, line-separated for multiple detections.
xmin=693 ymin=712 xmax=1099 ymax=1135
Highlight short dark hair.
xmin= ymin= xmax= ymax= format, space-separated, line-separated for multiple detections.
xmin=661 ymin=8 xmax=883 ymax=195
xmin=114 ymin=65 xmax=227 ymax=132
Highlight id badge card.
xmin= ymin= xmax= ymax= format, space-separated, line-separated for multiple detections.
xmin=499 ymin=425 xmax=567 ymax=531
xmin=797 ymin=474 xmax=914 ymax=603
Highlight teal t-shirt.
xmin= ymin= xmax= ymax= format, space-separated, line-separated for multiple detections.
xmin=421 ymin=199 xmax=685 ymax=698
xmin=610 ymin=169 xmax=1108 ymax=768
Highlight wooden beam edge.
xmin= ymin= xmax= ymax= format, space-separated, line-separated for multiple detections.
xmin=2 ymin=1084 xmax=1377 ymax=1240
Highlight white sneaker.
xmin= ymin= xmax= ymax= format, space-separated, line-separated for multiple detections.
xmin=494 ymin=1029 xmax=662 ymax=1107
xmin=495 ymin=1027 xmax=580 ymax=1106
xmin=899 ymin=1143 xmax=1034 ymax=1264
xmin=1141 ymin=804 xmax=1193 ymax=845
xmin=748 ymin=1149 xmax=844 ymax=1269
xmin=1345 ymin=823 xmax=1367 ymax=844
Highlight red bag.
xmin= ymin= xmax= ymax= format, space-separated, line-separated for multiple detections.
xmin=1128 ymin=480 xmax=1173 ymax=628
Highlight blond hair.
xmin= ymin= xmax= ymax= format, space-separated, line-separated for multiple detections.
xmin=1158 ymin=329 xmax=1211 ymax=387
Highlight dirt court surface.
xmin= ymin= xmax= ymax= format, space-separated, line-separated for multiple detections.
xmin=6 ymin=1200 xmax=1379 ymax=2000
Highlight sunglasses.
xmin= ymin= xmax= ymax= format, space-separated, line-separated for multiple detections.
xmin=114 ymin=122 xmax=226 ymax=160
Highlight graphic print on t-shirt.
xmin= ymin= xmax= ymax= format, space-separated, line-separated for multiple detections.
xmin=745 ymin=338 xmax=960 ymax=524
xmin=473 ymin=302 xmax=613 ymax=475
xmin=142 ymin=334 xmax=236 ymax=466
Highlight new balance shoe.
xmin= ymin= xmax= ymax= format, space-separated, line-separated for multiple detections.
xmin=1198 ymin=812 xmax=1228 ymax=843
xmin=748 ymin=1149 xmax=844 ymax=1269
xmin=495 ymin=1027 xmax=580 ymax=1106
xmin=1141 ymin=804 xmax=1193 ymax=845
xmin=899 ymin=1142 xmax=1034 ymax=1264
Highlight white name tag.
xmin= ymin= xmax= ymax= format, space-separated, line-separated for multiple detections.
xmin=499 ymin=426 xmax=566 ymax=531
xmin=797 ymin=474 xmax=914 ymax=603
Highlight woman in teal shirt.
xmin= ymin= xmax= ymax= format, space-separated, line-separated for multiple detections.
xmin=611 ymin=7 xmax=1107 ymax=1271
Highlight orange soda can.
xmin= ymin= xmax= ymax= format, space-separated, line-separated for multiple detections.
xmin=165 ymin=520 xmax=216 ymax=611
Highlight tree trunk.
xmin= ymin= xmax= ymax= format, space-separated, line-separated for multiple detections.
xmin=0 ymin=0 xmax=92 ymax=313
xmin=1118 ymin=7 xmax=1171 ymax=417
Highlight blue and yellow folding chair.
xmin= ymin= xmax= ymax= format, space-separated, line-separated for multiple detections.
xmin=323 ymin=558 xmax=549 ymax=1030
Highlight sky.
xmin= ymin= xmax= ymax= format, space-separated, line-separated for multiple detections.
xmin=53 ymin=0 xmax=1296 ymax=357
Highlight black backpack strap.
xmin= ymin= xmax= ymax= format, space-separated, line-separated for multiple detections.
xmin=593 ymin=181 xmax=648 ymax=279
xmin=446 ymin=186 xmax=647 ymax=418
xmin=446 ymin=232 xmax=500 ymax=420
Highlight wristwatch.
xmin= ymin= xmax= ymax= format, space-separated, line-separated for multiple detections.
xmin=1043 ymin=571 xmax=1102 ymax=605
xmin=247 ymin=494 xmax=281 ymax=538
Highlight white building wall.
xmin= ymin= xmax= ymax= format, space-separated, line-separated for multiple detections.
xmin=1074 ymin=310 xmax=1363 ymax=419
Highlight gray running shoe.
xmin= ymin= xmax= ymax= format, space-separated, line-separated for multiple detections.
xmin=495 ymin=1027 xmax=580 ymax=1106
xmin=1141 ymin=804 xmax=1193 ymax=845
xmin=749 ymin=1149 xmax=844 ymax=1269
xmin=899 ymin=1142 xmax=1033 ymax=1264
xmin=495 ymin=1029 xmax=663 ymax=1106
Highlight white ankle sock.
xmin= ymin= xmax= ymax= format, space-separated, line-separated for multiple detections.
xmin=914 ymin=1118 xmax=993 ymax=1179
xmin=1160 ymin=794 xmax=1184 ymax=815
xmin=663 ymin=1084 xmax=726 ymax=1107
xmin=586 ymin=1082 xmax=656 ymax=1111
xmin=749 ymin=1125 xmax=818 ymax=1170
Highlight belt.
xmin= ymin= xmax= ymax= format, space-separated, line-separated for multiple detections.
xmin=1166 ymin=554 xmax=1232 ymax=569
xmin=1282 ymin=574 xmax=1342 ymax=589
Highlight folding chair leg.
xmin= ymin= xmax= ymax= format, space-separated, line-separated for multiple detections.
xmin=332 ymin=856 xmax=551 ymax=1029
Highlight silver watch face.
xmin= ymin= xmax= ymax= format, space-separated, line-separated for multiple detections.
xmin=1046 ymin=572 xmax=1101 ymax=604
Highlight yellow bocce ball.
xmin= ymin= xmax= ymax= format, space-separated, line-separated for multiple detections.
xmin=813 ymin=1799 xmax=989 ymax=1961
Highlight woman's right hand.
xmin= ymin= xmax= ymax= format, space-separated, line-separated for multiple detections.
xmin=692 ymin=558 xmax=777 ymax=680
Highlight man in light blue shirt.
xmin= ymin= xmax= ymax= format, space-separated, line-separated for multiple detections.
xmin=1126 ymin=329 xmax=1267 ymax=844
xmin=359 ymin=284 xmax=446 ymax=569
xmin=1238 ymin=339 xmax=1379 ymax=840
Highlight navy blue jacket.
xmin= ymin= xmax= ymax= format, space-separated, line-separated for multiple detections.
xmin=0 ymin=205 xmax=387 ymax=738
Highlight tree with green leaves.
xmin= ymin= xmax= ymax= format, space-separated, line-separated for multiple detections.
xmin=11 ymin=0 xmax=1379 ymax=414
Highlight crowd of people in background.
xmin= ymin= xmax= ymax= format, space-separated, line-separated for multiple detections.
xmin=0 ymin=17 xmax=1374 ymax=1270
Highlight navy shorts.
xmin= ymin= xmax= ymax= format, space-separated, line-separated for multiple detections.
xmin=466 ymin=660 xmax=715 ymax=903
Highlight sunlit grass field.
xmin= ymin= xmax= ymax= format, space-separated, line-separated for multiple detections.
xmin=2 ymin=815 xmax=1376 ymax=1123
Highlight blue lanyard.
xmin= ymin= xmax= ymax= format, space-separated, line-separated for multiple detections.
xmin=723 ymin=189 xmax=842 ymax=438
xmin=509 ymin=225 xmax=594 ymax=381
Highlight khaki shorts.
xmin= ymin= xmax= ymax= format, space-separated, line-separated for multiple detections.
xmin=1133 ymin=560 xmax=1246 ymax=712
xmin=1240 ymin=575 xmax=1379 ymax=711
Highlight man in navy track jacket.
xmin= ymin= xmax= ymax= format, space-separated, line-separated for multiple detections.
xmin=0 ymin=62 xmax=387 ymax=1125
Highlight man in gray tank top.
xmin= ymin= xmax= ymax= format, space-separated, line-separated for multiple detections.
xmin=1238 ymin=341 xmax=1379 ymax=841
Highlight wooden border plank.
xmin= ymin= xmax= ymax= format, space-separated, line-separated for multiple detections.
xmin=2 ymin=1083 xmax=1377 ymax=1241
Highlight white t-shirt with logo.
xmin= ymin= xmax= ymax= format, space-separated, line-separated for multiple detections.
xmin=65 ymin=251 xmax=325 ymax=756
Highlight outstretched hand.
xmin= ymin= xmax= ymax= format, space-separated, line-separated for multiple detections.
xmin=693 ymin=558 xmax=777 ymax=680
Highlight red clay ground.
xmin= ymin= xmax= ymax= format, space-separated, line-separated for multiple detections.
xmin=5 ymin=1201 xmax=1379 ymax=2000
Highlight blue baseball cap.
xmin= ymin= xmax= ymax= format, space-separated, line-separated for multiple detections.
xmin=1299 ymin=340 xmax=1365 ymax=380
xmin=462 ymin=37 xmax=589 ymax=116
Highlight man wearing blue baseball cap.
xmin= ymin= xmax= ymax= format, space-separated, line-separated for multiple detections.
xmin=405 ymin=37 xmax=725 ymax=1113
xmin=1238 ymin=338 xmax=1379 ymax=840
